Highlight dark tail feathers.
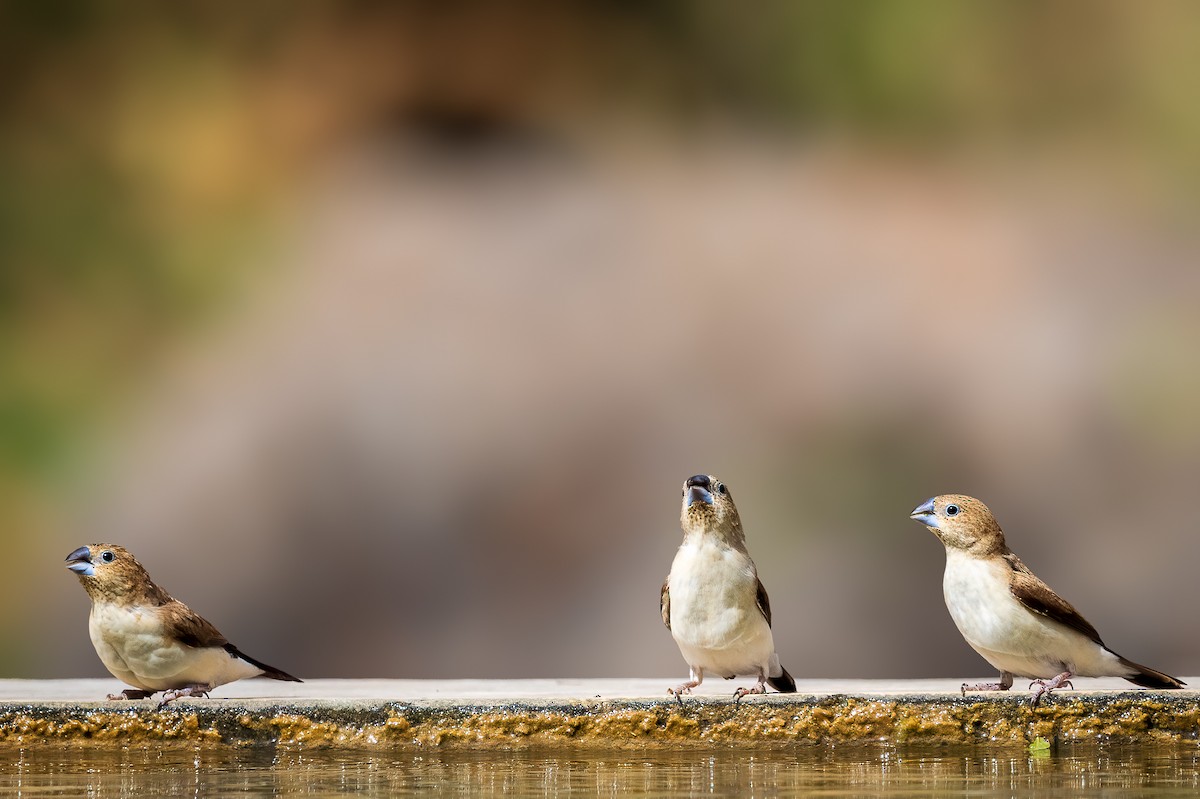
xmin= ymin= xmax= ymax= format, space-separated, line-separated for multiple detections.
xmin=1119 ymin=656 xmax=1185 ymax=689
xmin=225 ymin=644 xmax=303 ymax=683
xmin=768 ymin=665 xmax=797 ymax=693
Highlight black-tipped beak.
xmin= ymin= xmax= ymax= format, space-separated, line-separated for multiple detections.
xmin=909 ymin=498 xmax=938 ymax=528
xmin=684 ymin=474 xmax=714 ymax=507
xmin=686 ymin=485 xmax=714 ymax=507
xmin=65 ymin=546 xmax=94 ymax=576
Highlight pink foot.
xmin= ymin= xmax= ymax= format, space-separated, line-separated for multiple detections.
xmin=158 ymin=684 xmax=212 ymax=709
xmin=961 ymin=682 xmax=1010 ymax=695
xmin=1029 ymin=672 xmax=1074 ymax=707
xmin=668 ymin=681 xmax=699 ymax=707
xmin=961 ymin=672 xmax=1014 ymax=696
xmin=733 ymin=678 xmax=768 ymax=705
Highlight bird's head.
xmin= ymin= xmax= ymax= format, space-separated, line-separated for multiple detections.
xmin=680 ymin=474 xmax=744 ymax=542
xmin=65 ymin=544 xmax=159 ymax=604
xmin=909 ymin=494 xmax=1006 ymax=555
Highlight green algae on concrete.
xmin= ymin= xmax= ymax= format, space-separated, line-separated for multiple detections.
xmin=2 ymin=691 xmax=1198 ymax=749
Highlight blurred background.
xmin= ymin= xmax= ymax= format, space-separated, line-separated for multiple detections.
xmin=4 ymin=1 xmax=1199 ymax=683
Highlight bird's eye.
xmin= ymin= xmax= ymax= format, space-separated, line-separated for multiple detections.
xmin=716 ymin=483 xmax=726 ymax=495
xmin=945 ymin=504 xmax=960 ymax=517
xmin=101 ymin=550 xmax=115 ymax=563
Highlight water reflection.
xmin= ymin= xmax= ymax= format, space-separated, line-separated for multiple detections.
xmin=1 ymin=744 xmax=1197 ymax=797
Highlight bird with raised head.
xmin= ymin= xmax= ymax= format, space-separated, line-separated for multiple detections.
xmin=661 ymin=474 xmax=796 ymax=702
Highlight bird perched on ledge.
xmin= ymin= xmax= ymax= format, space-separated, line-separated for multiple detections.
xmin=661 ymin=474 xmax=796 ymax=702
xmin=65 ymin=544 xmax=301 ymax=707
xmin=910 ymin=494 xmax=1184 ymax=705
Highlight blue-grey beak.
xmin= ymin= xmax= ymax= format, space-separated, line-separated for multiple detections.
xmin=686 ymin=486 xmax=713 ymax=507
xmin=65 ymin=545 xmax=94 ymax=576
xmin=909 ymin=498 xmax=939 ymax=528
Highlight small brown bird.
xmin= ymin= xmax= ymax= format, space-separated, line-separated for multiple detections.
xmin=661 ymin=474 xmax=796 ymax=702
xmin=65 ymin=544 xmax=301 ymax=706
xmin=910 ymin=494 xmax=1184 ymax=705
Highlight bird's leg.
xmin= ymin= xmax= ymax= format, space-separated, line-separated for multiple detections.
xmin=1029 ymin=671 xmax=1074 ymax=707
xmin=961 ymin=671 xmax=1014 ymax=696
xmin=158 ymin=684 xmax=214 ymax=709
xmin=669 ymin=667 xmax=703 ymax=706
xmin=733 ymin=670 xmax=769 ymax=705
xmin=107 ymin=689 xmax=155 ymax=701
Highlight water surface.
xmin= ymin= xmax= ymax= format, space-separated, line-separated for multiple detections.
xmin=2 ymin=744 xmax=1197 ymax=797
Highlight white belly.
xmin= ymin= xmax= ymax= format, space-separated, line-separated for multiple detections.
xmin=668 ymin=540 xmax=776 ymax=677
xmin=942 ymin=551 xmax=1125 ymax=679
xmin=89 ymin=603 xmax=263 ymax=691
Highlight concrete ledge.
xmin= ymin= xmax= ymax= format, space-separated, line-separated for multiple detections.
xmin=1 ymin=679 xmax=1197 ymax=749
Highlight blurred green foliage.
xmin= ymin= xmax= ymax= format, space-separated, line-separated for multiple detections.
xmin=2 ymin=0 xmax=1198 ymax=496
xmin=0 ymin=2 xmax=277 ymax=491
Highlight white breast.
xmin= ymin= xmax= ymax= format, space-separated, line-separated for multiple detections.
xmin=667 ymin=538 xmax=776 ymax=677
xmin=89 ymin=603 xmax=263 ymax=691
xmin=942 ymin=550 xmax=1125 ymax=679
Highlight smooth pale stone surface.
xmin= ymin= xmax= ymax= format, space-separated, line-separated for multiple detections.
xmin=0 ymin=677 xmax=1192 ymax=703
xmin=3 ymin=678 xmax=1198 ymax=749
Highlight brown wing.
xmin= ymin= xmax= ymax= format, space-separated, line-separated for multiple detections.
xmin=1003 ymin=552 xmax=1103 ymax=645
xmin=161 ymin=600 xmax=230 ymax=649
xmin=755 ymin=578 xmax=773 ymax=627
xmin=660 ymin=578 xmax=671 ymax=630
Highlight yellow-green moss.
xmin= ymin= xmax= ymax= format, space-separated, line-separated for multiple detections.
xmin=2 ymin=693 xmax=1197 ymax=750
xmin=0 ymin=710 xmax=223 ymax=745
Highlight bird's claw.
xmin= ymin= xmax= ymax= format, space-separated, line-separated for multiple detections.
xmin=1028 ymin=673 xmax=1073 ymax=707
xmin=668 ymin=685 xmax=694 ymax=708
xmin=158 ymin=685 xmax=211 ymax=709
xmin=733 ymin=684 xmax=767 ymax=706
xmin=961 ymin=681 xmax=1011 ymax=695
